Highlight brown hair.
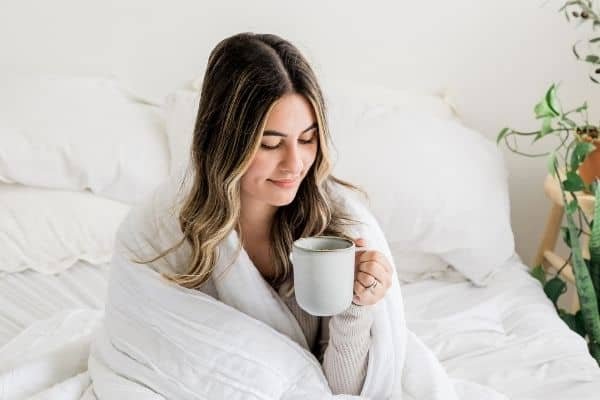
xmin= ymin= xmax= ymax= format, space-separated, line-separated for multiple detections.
xmin=139 ymin=32 xmax=366 ymax=294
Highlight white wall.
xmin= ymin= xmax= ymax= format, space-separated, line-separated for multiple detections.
xmin=2 ymin=0 xmax=599 ymax=267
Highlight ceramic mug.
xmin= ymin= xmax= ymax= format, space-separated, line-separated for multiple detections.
xmin=290 ymin=235 xmax=356 ymax=316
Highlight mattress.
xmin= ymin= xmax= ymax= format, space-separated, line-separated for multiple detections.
xmin=401 ymin=254 xmax=600 ymax=399
xmin=0 ymin=261 xmax=109 ymax=347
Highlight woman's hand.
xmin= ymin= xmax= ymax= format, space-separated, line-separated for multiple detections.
xmin=351 ymin=238 xmax=393 ymax=306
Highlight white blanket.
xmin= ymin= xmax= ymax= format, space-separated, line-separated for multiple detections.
xmin=84 ymin=176 xmax=508 ymax=400
xmin=0 ymin=178 xmax=510 ymax=399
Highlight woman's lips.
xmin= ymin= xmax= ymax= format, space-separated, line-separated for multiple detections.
xmin=269 ymin=178 xmax=298 ymax=188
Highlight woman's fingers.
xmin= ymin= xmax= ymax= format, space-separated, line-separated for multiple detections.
xmin=353 ymin=275 xmax=382 ymax=304
xmin=355 ymin=271 xmax=377 ymax=289
xmin=354 ymin=238 xmax=367 ymax=265
xmin=357 ymin=256 xmax=388 ymax=282
xmin=350 ymin=239 xmax=394 ymax=306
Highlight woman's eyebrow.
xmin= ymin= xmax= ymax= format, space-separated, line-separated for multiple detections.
xmin=263 ymin=122 xmax=317 ymax=137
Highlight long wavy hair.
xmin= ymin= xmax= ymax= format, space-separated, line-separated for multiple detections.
xmin=141 ymin=32 xmax=366 ymax=294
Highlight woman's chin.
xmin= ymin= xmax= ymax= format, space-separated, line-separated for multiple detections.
xmin=267 ymin=192 xmax=298 ymax=207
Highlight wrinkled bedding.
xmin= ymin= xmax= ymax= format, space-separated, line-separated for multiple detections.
xmin=402 ymin=254 xmax=600 ymax=400
xmin=0 ymin=180 xmax=508 ymax=399
xmin=0 ymin=261 xmax=109 ymax=347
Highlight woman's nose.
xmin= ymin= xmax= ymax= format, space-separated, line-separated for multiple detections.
xmin=280 ymin=144 xmax=303 ymax=175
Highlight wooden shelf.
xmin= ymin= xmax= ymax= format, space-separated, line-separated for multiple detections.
xmin=542 ymin=250 xmax=576 ymax=285
xmin=543 ymin=172 xmax=595 ymax=220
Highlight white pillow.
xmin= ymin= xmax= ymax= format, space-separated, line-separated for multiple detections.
xmin=164 ymin=89 xmax=199 ymax=174
xmin=320 ymin=78 xmax=459 ymax=122
xmin=330 ymin=108 xmax=515 ymax=286
xmin=162 ymin=80 xmax=514 ymax=284
xmin=322 ymin=81 xmax=461 ymax=283
xmin=390 ymin=248 xmax=451 ymax=283
xmin=0 ymin=74 xmax=170 ymax=204
xmin=319 ymin=81 xmax=503 ymax=285
xmin=162 ymin=81 xmax=462 ymax=283
xmin=0 ymin=183 xmax=131 ymax=274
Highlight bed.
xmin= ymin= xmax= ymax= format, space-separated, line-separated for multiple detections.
xmin=0 ymin=74 xmax=598 ymax=399
xmin=0 ymin=262 xmax=110 ymax=348
xmin=1 ymin=256 xmax=598 ymax=399
xmin=402 ymin=254 xmax=600 ymax=399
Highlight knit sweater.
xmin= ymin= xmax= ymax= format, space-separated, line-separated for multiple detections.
xmin=281 ymin=291 xmax=375 ymax=395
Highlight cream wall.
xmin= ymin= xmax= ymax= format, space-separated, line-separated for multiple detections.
xmin=2 ymin=0 xmax=600 ymax=267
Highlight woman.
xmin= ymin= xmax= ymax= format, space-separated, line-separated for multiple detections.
xmin=140 ymin=32 xmax=393 ymax=396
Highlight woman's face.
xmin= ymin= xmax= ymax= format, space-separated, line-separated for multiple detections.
xmin=240 ymin=93 xmax=319 ymax=210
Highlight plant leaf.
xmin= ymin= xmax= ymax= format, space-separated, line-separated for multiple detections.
xmin=496 ymin=127 xmax=509 ymax=145
xmin=561 ymin=176 xmax=600 ymax=355
xmin=546 ymin=83 xmax=561 ymax=113
xmin=575 ymin=101 xmax=588 ymax=112
xmin=541 ymin=117 xmax=554 ymax=137
xmin=589 ymin=180 xmax=600 ymax=263
xmin=574 ymin=310 xmax=588 ymax=337
xmin=570 ymin=141 xmax=596 ymax=171
xmin=545 ymin=277 xmax=567 ymax=306
xmin=586 ymin=55 xmax=600 ymax=64
xmin=562 ymin=186 xmax=600 ymax=352
xmin=591 ymin=180 xmax=599 ymax=196
xmin=534 ymin=84 xmax=560 ymax=119
xmin=531 ymin=265 xmax=546 ymax=286
xmin=559 ymin=309 xmax=578 ymax=332
xmin=563 ymin=171 xmax=586 ymax=192
xmin=567 ymin=199 xmax=579 ymax=215
xmin=561 ymin=226 xmax=572 ymax=248
xmin=559 ymin=309 xmax=587 ymax=337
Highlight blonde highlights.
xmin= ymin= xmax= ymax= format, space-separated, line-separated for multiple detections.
xmin=140 ymin=33 xmax=366 ymax=293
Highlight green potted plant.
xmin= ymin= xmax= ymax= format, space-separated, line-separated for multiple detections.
xmin=496 ymin=0 xmax=600 ymax=365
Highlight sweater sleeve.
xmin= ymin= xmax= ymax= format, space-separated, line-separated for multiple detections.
xmin=318 ymin=303 xmax=374 ymax=395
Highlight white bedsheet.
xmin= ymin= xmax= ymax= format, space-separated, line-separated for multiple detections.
xmin=1 ymin=255 xmax=599 ymax=399
xmin=0 ymin=261 xmax=109 ymax=347
xmin=401 ymin=254 xmax=600 ymax=400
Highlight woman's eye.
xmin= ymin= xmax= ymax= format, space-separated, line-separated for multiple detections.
xmin=260 ymin=133 xmax=317 ymax=150
xmin=299 ymin=134 xmax=316 ymax=144
xmin=260 ymin=142 xmax=281 ymax=149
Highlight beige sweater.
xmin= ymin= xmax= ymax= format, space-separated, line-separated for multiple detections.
xmin=281 ymin=293 xmax=375 ymax=395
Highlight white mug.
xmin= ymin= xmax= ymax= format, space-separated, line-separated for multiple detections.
xmin=290 ymin=236 xmax=355 ymax=316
